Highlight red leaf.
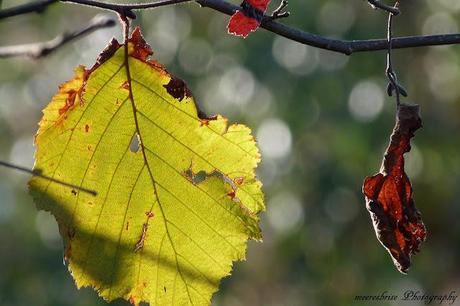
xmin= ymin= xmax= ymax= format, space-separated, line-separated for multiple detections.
xmin=228 ymin=12 xmax=261 ymax=38
xmin=227 ymin=0 xmax=271 ymax=38
xmin=363 ymin=104 xmax=426 ymax=274
xmin=247 ymin=0 xmax=271 ymax=11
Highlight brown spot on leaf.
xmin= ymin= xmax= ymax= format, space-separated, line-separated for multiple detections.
xmin=199 ymin=116 xmax=218 ymax=126
xmin=134 ymin=223 xmax=149 ymax=252
xmin=134 ymin=211 xmax=155 ymax=252
xmin=128 ymin=296 xmax=137 ymax=305
xmin=363 ymin=104 xmax=426 ymax=274
xmin=64 ymin=242 xmax=72 ymax=261
xmin=129 ymin=27 xmax=153 ymax=61
xmin=163 ymin=77 xmax=192 ymax=102
xmin=85 ymin=124 xmax=90 ymax=133
xmin=87 ymin=145 xmax=92 ymax=151
xmin=127 ymin=27 xmax=169 ymax=74
xmin=71 ymin=189 xmax=77 ymax=196
xmin=234 ymin=177 xmax=245 ymax=186
xmin=197 ymin=105 xmax=218 ymax=121
xmin=65 ymin=228 xmax=76 ymax=261
xmin=200 ymin=119 xmax=211 ymax=126
xmin=227 ymin=191 xmax=236 ymax=199
xmin=67 ymin=228 xmax=76 ymax=239
xmin=54 ymin=67 xmax=88 ymax=123
xmin=126 ymin=221 xmax=129 ymax=231
xmin=121 ymin=81 xmax=130 ymax=90
xmin=59 ymin=89 xmax=77 ymax=115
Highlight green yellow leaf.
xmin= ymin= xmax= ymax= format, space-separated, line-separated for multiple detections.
xmin=29 ymin=28 xmax=264 ymax=306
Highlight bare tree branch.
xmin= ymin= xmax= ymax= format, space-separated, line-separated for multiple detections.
xmin=197 ymin=0 xmax=460 ymax=55
xmin=0 ymin=15 xmax=116 ymax=59
xmin=62 ymin=0 xmax=193 ymax=18
xmin=1 ymin=0 xmax=460 ymax=55
xmin=0 ymin=0 xmax=192 ymax=20
xmin=61 ymin=0 xmax=193 ymax=11
xmin=0 ymin=0 xmax=58 ymax=19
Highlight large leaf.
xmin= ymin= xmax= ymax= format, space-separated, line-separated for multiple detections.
xmin=29 ymin=28 xmax=264 ymax=305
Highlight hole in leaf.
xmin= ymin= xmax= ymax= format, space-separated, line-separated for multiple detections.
xmin=130 ymin=133 xmax=140 ymax=153
xmin=183 ymin=169 xmax=207 ymax=184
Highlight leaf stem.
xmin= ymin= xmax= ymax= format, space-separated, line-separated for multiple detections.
xmin=385 ymin=1 xmax=403 ymax=106
xmin=120 ymin=15 xmax=159 ymax=231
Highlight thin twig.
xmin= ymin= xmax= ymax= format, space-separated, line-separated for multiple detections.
xmin=271 ymin=0 xmax=290 ymax=20
xmin=367 ymin=0 xmax=400 ymax=15
xmin=0 ymin=0 xmax=58 ymax=19
xmin=62 ymin=0 xmax=193 ymax=10
xmin=386 ymin=2 xmax=402 ymax=105
xmin=0 ymin=0 xmax=193 ymax=20
xmin=61 ymin=0 xmax=193 ymax=18
xmin=0 ymin=160 xmax=97 ymax=196
xmin=0 ymin=15 xmax=116 ymax=59
xmin=2 ymin=0 xmax=460 ymax=55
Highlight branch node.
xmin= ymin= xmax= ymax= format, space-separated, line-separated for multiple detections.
xmin=121 ymin=8 xmax=137 ymax=19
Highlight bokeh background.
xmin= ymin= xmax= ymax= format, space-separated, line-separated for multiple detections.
xmin=1 ymin=0 xmax=460 ymax=305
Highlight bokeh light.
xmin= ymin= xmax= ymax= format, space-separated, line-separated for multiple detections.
xmin=256 ymin=118 xmax=292 ymax=160
xmin=348 ymin=80 xmax=384 ymax=122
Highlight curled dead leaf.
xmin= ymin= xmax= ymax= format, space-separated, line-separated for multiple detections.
xmin=363 ymin=104 xmax=426 ymax=274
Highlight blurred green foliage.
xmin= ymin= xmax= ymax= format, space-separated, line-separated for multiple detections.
xmin=0 ymin=0 xmax=459 ymax=306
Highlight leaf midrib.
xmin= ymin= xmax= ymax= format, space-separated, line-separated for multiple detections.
xmin=123 ymin=46 xmax=195 ymax=305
